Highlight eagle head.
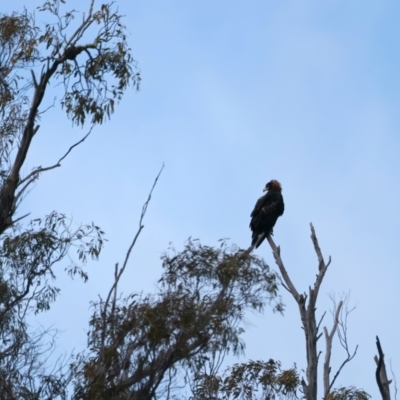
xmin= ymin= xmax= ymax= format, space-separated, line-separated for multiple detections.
xmin=263 ymin=180 xmax=282 ymax=192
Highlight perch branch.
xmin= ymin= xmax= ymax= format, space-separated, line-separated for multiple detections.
xmin=266 ymin=234 xmax=300 ymax=301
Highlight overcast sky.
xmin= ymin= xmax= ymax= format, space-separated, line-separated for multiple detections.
xmin=5 ymin=0 xmax=400 ymax=398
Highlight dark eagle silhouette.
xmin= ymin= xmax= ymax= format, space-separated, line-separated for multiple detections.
xmin=250 ymin=180 xmax=284 ymax=248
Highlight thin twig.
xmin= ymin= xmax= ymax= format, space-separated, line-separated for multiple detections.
xmin=7 ymin=213 xmax=31 ymax=228
xmin=328 ymin=344 xmax=357 ymax=391
xmin=65 ymin=0 xmax=95 ymax=48
xmin=317 ymin=311 xmax=326 ymax=332
xmin=323 ymin=300 xmax=343 ymax=397
xmin=101 ymin=164 xmax=165 ymax=347
xmin=18 ymin=127 xmax=94 ymax=188
xmin=16 ymin=128 xmax=94 ymax=205
xmin=325 ymin=294 xmax=359 ymax=395
xmin=121 ymin=163 xmax=165 ymax=274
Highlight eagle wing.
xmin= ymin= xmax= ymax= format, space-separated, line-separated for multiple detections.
xmin=260 ymin=195 xmax=284 ymax=217
xmin=250 ymin=195 xmax=265 ymax=217
xmin=250 ymin=191 xmax=284 ymax=231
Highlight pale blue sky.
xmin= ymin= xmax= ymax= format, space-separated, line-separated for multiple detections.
xmin=5 ymin=0 xmax=400 ymax=397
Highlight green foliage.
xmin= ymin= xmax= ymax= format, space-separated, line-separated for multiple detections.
xmin=326 ymin=387 xmax=371 ymax=400
xmin=0 ymin=211 xmax=105 ymax=397
xmin=192 ymin=359 xmax=300 ymax=400
xmin=0 ymin=211 xmax=105 ymax=311
xmin=71 ymin=239 xmax=283 ymax=399
xmin=0 ymin=0 xmax=137 ymax=396
xmin=39 ymin=0 xmax=140 ymax=126
xmin=0 ymin=0 xmax=139 ymax=130
xmin=0 ymin=10 xmax=35 ymax=167
xmin=0 ymin=0 xmax=140 ymax=198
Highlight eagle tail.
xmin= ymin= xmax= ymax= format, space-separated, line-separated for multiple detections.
xmin=252 ymin=233 xmax=266 ymax=248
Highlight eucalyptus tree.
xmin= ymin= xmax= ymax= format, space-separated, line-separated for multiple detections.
xmin=0 ymin=0 xmax=138 ymax=396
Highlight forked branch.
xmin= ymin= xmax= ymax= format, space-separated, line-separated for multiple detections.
xmin=324 ymin=294 xmax=359 ymax=397
xmin=323 ymin=300 xmax=343 ymax=397
xmin=267 ymin=223 xmax=332 ymax=400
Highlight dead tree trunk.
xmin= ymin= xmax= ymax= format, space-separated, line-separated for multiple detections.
xmin=263 ymin=224 xmax=362 ymax=399
xmin=375 ymin=336 xmax=391 ymax=400
xmin=266 ymin=224 xmax=331 ymax=400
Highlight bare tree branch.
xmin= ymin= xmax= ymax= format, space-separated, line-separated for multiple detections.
xmin=101 ymin=164 xmax=165 ymax=348
xmin=323 ymin=293 xmax=359 ymax=397
xmin=266 ymin=234 xmax=300 ymax=301
xmin=16 ymin=127 xmax=94 ymax=204
xmin=267 ymin=223 xmax=332 ymax=400
xmin=375 ymin=336 xmax=391 ymax=400
xmin=104 ymin=163 xmax=164 ymax=304
xmin=329 ymin=347 xmax=359 ymax=397
xmin=323 ymin=300 xmax=343 ymax=397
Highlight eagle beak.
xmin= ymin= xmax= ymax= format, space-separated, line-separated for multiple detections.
xmin=263 ymin=187 xmax=267 ymax=192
